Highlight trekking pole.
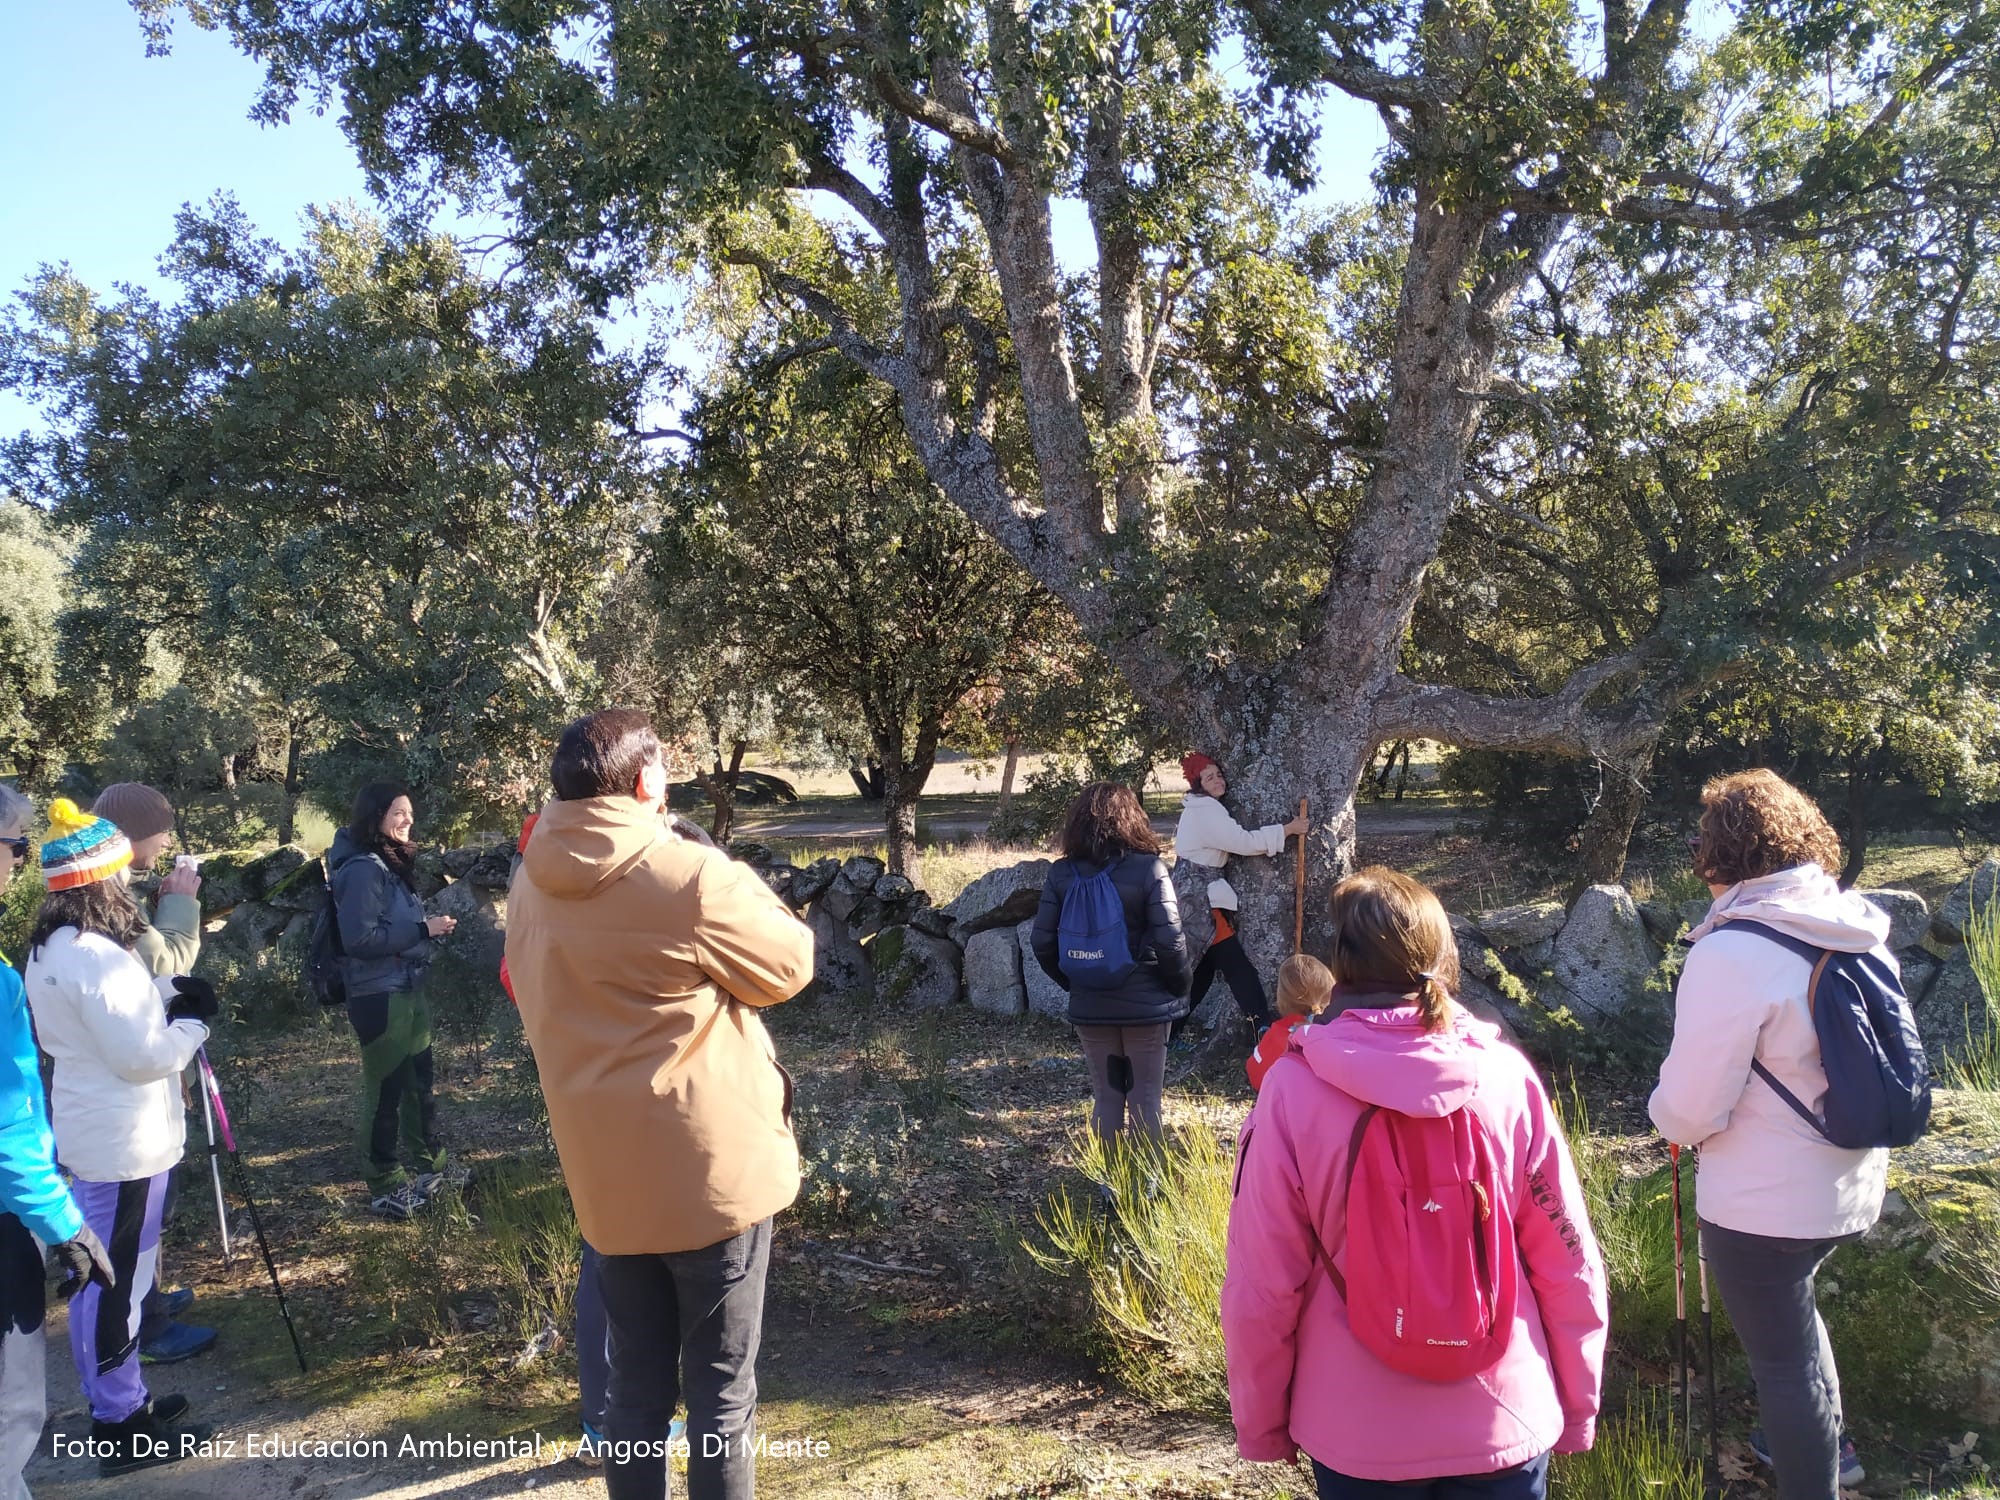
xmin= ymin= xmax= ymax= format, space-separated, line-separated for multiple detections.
xmin=1293 ymin=798 xmax=1308 ymax=952
xmin=1698 ymin=1233 xmax=1722 ymax=1499
xmin=1670 ymin=1144 xmax=1688 ymax=1446
xmin=199 ymin=1077 xmax=233 ymax=1265
xmin=197 ymin=1049 xmax=309 ymax=1373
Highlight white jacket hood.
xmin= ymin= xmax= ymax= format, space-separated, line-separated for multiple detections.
xmin=1686 ymin=863 xmax=1891 ymax=953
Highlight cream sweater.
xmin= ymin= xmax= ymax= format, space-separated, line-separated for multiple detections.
xmin=1172 ymin=793 xmax=1286 ymax=912
xmin=1648 ymin=865 xmax=1892 ymax=1239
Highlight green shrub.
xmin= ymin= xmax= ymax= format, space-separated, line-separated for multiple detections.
xmin=1556 ymin=1086 xmax=1685 ymax=1363
xmin=1548 ymin=1389 xmax=1702 ymax=1498
xmin=1 ymin=858 xmax=43 ymax=966
xmin=1951 ymin=893 xmax=2000 ymax=1092
xmin=794 ymin=1100 xmax=913 ymax=1231
xmin=194 ymin=934 xmax=318 ymax=1030
xmin=1028 ymin=1123 xmax=1234 ymax=1415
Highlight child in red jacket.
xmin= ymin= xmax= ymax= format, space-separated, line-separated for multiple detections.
xmin=1247 ymin=954 xmax=1333 ymax=1090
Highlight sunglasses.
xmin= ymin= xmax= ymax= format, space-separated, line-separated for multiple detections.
xmin=0 ymin=836 xmax=29 ymax=859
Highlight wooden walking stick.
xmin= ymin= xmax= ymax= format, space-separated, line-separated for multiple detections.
xmin=1293 ymin=798 xmax=1308 ymax=951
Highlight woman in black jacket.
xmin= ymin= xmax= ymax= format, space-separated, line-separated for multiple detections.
xmin=327 ymin=782 xmax=458 ymax=1219
xmin=1031 ymin=782 xmax=1191 ymax=1142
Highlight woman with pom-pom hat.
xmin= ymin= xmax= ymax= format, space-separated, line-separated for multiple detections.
xmin=22 ymin=799 xmax=215 ymax=1475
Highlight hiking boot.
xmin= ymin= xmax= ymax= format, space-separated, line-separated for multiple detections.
xmin=369 ymin=1182 xmax=427 ymax=1220
xmin=154 ymin=1287 xmax=195 ymax=1319
xmin=139 ymin=1323 xmax=217 ymax=1365
xmin=144 ymin=1394 xmax=191 ymax=1424
xmin=576 ymin=1422 xmax=606 ymax=1469
xmin=1747 ymin=1429 xmax=1865 ymax=1487
xmin=92 ymin=1402 xmax=213 ymax=1477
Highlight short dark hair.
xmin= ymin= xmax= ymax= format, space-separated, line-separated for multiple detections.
xmin=551 ymin=709 xmax=663 ymax=801
xmin=30 ymin=879 xmax=144 ymax=959
xmin=1059 ymin=782 xmax=1162 ymax=865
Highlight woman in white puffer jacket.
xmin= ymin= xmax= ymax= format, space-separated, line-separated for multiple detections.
xmin=23 ymin=799 xmax=214 ymax=1473
xmin=1650 ymin=770 xmax=1892 ymax=1500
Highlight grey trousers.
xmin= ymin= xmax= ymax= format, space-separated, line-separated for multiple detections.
xmin=1700 ymin=1219 xmax=1860 ymax=1500
xmin=0 ymin=1321 xmax=40 ymax=1500
xmin=599 ymin=1218 xmax=771 ymax=1500
xmin=1075 ymin=1024 xmax=1170 ymax=1142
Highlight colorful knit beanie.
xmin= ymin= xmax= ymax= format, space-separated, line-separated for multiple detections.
xmin=41 ymin=798 xmax=133 ymax=891
xmin=1181 ymin=751 xmax=1218 ymax=788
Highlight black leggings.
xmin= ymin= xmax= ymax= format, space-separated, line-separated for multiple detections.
xmin=1176 ymin=928 xmax=1271 ymax=1037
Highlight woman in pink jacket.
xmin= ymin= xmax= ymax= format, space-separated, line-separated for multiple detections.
xmin=1222 ymin=867 xmax=1608 ymax=1498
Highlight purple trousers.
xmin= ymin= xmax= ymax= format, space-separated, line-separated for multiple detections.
xmin=67 ymin=1173 xmax=167 ymax=1423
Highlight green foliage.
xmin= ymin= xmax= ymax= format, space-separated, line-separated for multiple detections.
xmin=0 ymin=501 xmax=104 ymax=790
xmin=1547 ymin=1390 xmax=1702 ymax=1499
xmin=94 ymin=685 xmax=284 ymax=848
xmin=0 ymin=860 xmax=42 ymax=969
xmin=1556 ymin=1088 xmax=1685 ymax=1367
xmin=795 ymin=1099 xmax=915 ymax=1233
xmin=660 ymin=337 xmax=1053 ymax=871
xmin=192 ymin=934 xmax=317 ymax=1031
xmin=120 ymin=0 xmax=2000 ymax=907
xmin=1029 ymin=1124 xmax=1234 ymax=1415
xmin=1949 ymin=894 xmax=2000 ymax=1093
xmin=0 ymin=201 xmax=658 ymax=829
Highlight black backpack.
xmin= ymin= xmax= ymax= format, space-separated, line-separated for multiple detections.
xmin=1721 ymin=919 xmax=1932 ymax=1148
xmin=306 ymin=868 xmax=347 ymax=1009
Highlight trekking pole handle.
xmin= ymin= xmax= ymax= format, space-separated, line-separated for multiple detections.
xmin=197 ymin=1049 xmax=238 ymax=1155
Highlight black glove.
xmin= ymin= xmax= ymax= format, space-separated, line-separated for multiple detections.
xmin=47 ymin=1224 xmax=115 ymax=1300
xmin=166 ymin=975 xmax=220 ymax=1023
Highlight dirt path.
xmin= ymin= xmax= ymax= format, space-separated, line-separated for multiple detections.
xmin=20 ymin=1001 xmax=1295 ymax=1500
xmin=24 ymin=1278 xmax=1280 ymax=1500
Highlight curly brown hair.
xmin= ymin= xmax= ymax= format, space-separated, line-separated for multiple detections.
xmin=1059 ymin=782 xmax=1162 ymax=865
xmin=1327 ymin=866 xmax=1460 ymax=1032
xmin=1693 ymin=769 xmax=1842 ymax=887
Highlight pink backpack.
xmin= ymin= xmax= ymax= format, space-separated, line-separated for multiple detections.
xmin=1312 ymin=1104 xmax=1518 ymax=1382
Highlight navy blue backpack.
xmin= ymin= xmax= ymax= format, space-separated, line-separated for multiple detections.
xmin=1722 ymin=919 xmax=1932 ymax=1149
xmin=1056 ymin=863 xmax=1136 ymax=988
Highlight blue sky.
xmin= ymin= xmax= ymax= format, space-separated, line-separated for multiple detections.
xmin=0 ymin=2 xmax=1387 ymax=438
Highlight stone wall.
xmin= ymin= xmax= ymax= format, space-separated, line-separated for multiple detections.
xmin=191 ymin=835 xmax=1998 ymax=1073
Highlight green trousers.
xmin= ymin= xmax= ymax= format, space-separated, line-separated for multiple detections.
xmin=347 ymin=990 xmax=446 ymax=1194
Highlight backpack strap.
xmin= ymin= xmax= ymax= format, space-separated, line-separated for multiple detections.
xmin=1708 ymin=918 xmax=1835 ymax=1141
xmin=1307 ymin=1105 xmax=1377 ymax=1303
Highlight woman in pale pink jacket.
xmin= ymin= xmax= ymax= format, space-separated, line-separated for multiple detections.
xmin=1222 ymin=867 xmax=1608 ymax=1499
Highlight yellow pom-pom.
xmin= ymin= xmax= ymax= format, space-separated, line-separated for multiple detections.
xmin=46 ymin=798 xmax=94 ymax=836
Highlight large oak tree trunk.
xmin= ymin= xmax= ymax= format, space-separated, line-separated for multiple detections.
xmin=1199 ymin=714 xmax=1374 ymax=984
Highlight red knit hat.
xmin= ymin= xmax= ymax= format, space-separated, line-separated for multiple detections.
xmin=1181 ymin=752 xmax=1217 ymax=788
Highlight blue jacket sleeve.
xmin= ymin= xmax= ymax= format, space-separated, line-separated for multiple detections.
xmin=0 ymin=964 xmax=84 ymax=1245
